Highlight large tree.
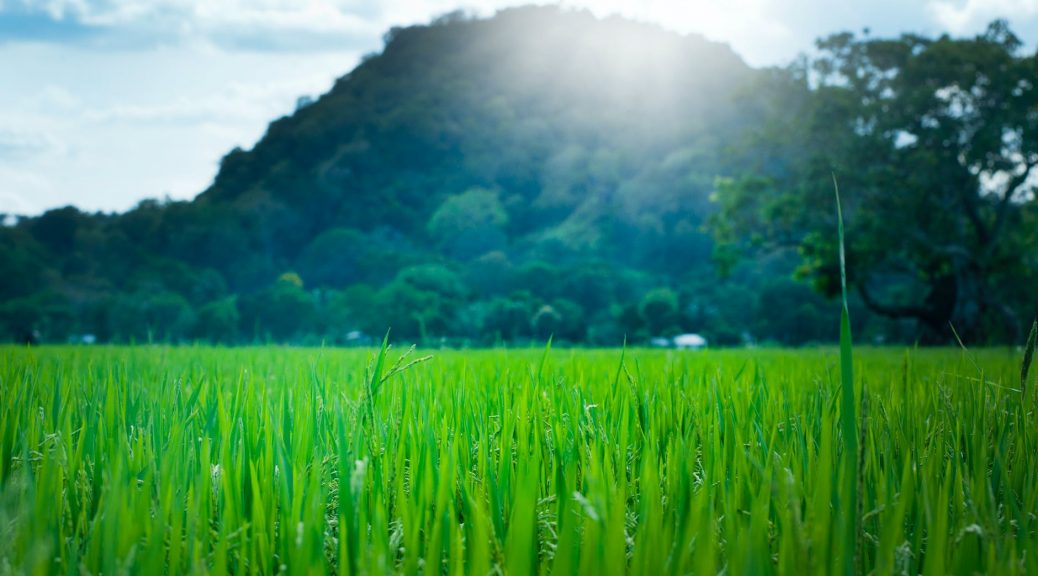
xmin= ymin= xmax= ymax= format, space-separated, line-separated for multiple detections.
xmin=713 ymin=21 xmax=1038 ymax=343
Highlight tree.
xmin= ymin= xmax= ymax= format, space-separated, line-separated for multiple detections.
xmin=545 ymin=298 xmax=586 ymax=342
xmin=480 ymin=294 xmax=534 ymax=342
xmin=464 ymin=251 xmax=514 ymax=297
xmin=0 ymin=228 xmax=48 ymax=301
xmin=239 ymin=274 xmax=317 ymax=342
xmin=194 ymin=297 xmax=240 ymax=343
xmin=639 ymin=288 xmax=680 ymax=336
xmin=531 ymin=305 xmax=562 ymax=341
xmin=110 ymin=290 xmax=195 ymax=343
xmin=376 ymin=265 xmax=466 ymax=341
xmin=513 ymin=261 xmax=563 ymax=302
xmin=297 ymin=228 xmax=365 ymax=288
xmin=320 ymin=285 xmax=379 ymax=341
xmin=713 ymin=21 xmax=1038 ymax=343
xmin=26 ymin=206 xmax=83 ymax=255
xmin=0 ymin=292 xmax=75 ymax=343
xmin=427 ymin=188 xmax=509 ymax=260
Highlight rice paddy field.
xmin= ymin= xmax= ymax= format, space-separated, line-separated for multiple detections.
xmin=1 ymin=343 xmax=1036 ymax=575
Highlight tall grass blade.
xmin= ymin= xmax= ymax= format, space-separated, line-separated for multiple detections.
xmin=834 ymin=174 xmax=858 ymax=575
xmin=1022 ymin=320 xmax=1037 ymax=395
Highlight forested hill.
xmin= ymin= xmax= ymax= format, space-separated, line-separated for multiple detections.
xmin=195 ymin=4 xmax=754 ymax=281
xmin=0 ymin=6 xmax=869 ymax=346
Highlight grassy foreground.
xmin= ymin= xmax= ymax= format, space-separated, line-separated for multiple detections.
xmin=0 ymin=344 xmax=1035 ymax=575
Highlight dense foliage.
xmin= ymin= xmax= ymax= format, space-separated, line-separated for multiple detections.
xmin=0 ymin=8 xmax=852 ymax=347
xmin=1 ymin=7 xmax=1031 ymax=346
xmin=1 ymin=344 xmax=1036 ymax=573
xmin=712 ymin=21 xmax=1038 ymax=343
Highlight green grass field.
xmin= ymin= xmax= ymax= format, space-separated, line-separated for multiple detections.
xmin=0 ymin=344 xmax=1035 ymax=575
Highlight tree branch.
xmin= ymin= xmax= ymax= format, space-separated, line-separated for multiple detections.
xmin=988 ymin=160 xmax=1036 ymax=249
xmin=856 ymin=280 xmax=932 ymax=321
xmin=909 ymin=230 xmax=975 ymax=263
xmin=960 ymin=183 xmax=991 ymax=245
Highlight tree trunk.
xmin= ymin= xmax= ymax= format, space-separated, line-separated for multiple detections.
xmin=859 ymin=268 xmax=984 ymax=345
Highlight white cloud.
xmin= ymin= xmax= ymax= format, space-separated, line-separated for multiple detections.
xmin=0 ymin=168 xmax=51 ymax=214
xmin=84 ymin=77 xmax=323 ymax=124
xmin=38 ymin=85 xmax=81 ymax=111
xmin=0 ymin=191 xmax=40 ymax=215
xmin=560 ymin=0 xmax=796 ymax=58
xmin=3 ymin=0 xmax=470 ymax=50
xmin=1 ymin=0 xmax=1037 ymax=216
xmin=928 ymin=0 xmax=1038 ymax=34
xmin=0 ymin=40 xmax=360 ymax=214
xmin=0 ymin=128 xmax=60 ymax=158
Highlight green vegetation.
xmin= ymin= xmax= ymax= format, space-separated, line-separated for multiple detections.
xmin=1 ymin=343 xmax=1036 ymax=574
xmin=3 ymin=7 xmax=1034 ymax=574
xmin=713 ymin=21 xmax=1038 ymax=343
xmin=0 ymin=7 xmax=762 ymax=347
xmin=6 ymin=7 xmax=1035 ymax=347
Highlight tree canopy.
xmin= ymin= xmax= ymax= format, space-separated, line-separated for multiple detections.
xmin=713 ymin=21 xmax=1038 ymax=343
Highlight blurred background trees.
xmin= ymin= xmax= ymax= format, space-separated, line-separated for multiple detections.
xmin=1 ymin=8 xmax=1032 ymax=346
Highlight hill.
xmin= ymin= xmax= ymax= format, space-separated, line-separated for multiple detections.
xmin=0 ymin=6 xmax=860 ymax=346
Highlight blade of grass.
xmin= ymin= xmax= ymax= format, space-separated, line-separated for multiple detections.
xmin=834 ymin=173 xmax=858 ymax=576
xmin=1021 ymin=320 xmax=1036 ymax=396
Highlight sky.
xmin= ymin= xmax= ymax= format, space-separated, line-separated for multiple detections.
xmin=1 ymin=0 xmax=1037 ymax=217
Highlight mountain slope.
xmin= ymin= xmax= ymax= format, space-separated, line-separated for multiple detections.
xmin=2 ymin=6 xmax=818 ymax=345
xmin=195 ymin=7 xmax=753 ymax=276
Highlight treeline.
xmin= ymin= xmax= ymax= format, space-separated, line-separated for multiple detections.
xmin=2 ymin=6 xmax=1033 ymax=346
xmin=0 ymin=204 xmax=905 ymax=347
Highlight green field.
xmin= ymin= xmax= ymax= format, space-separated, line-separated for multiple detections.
xmin=0 ymin=344 xmax=1035 ymax=575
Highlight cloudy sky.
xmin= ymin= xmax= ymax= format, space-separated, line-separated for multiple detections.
xmin=2 ymin=0 xmax=1037 ymax=216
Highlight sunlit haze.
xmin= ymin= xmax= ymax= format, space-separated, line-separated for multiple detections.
xmin=2 ymin=0 xmax=1037 ymax=216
